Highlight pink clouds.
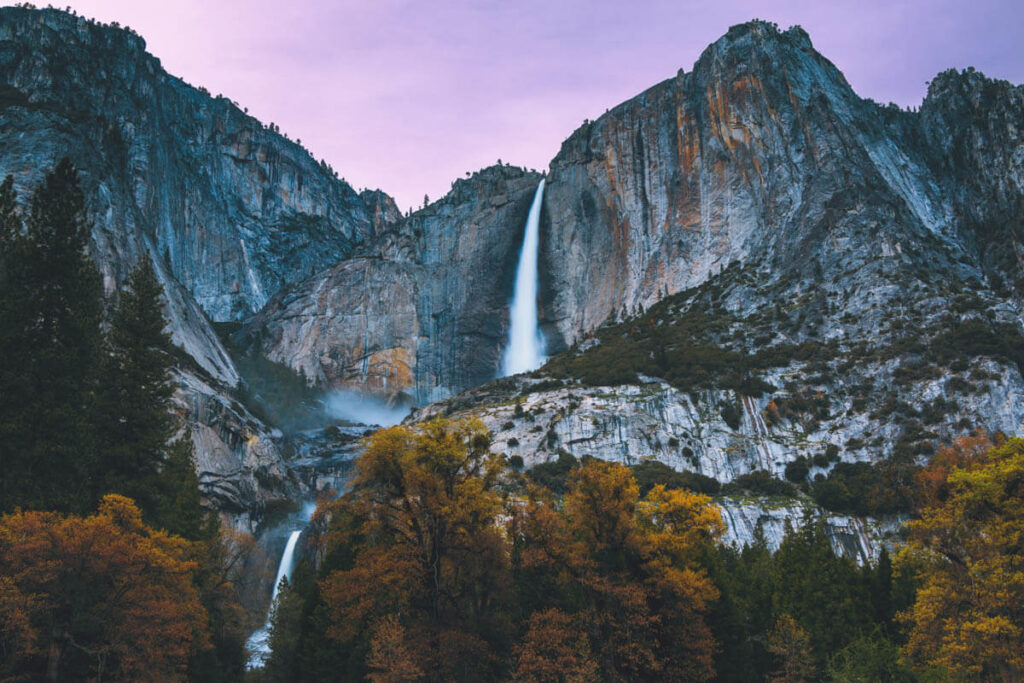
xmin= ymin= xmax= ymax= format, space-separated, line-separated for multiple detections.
xmin=51 ymin=0 xmax=1024 ymax=210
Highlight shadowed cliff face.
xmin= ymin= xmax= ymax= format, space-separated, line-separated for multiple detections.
xmin=241 ymin=166 xmax=544 ymax=404
xmin=916 ymin=69 xmax=1024 ymax=290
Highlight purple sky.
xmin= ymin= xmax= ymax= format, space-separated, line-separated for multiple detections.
xmin=50 ymin=1 xmax=1024 ymax=210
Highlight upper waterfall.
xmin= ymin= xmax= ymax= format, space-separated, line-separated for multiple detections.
xmin=502 ymin=178 xmax=546 ymax=376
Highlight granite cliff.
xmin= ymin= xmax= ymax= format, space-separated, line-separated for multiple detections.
xmin=1 ymin=10 xmax=1022 ymax=548
xmin=0 ymin=6 xmax=397 ymax=528
xmin=239 ymin=165 xmax=543 ymax=404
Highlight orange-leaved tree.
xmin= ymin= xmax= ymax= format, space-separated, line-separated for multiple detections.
xmin=319 ymin=419 xmax=513 ymax=681
xmin=0 ymin=494 xmax=209 ymax=682
xmin=900 ymin=436 xmax=1024 ymax=681
xmin=513 ymin=459 xmax=723 ymax=682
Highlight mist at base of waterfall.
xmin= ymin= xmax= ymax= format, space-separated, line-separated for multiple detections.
xmin=323 ymin=389 xmax=411 ymax=427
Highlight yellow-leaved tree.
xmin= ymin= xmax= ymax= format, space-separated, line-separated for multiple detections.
xmin=319 ymin=419 xmax=513 ymax=681
xmin=513 ymin=460 xmax=723 ymax=682
xmin=900 ymin=436 xmax=1024 ymax=681
xmin=0 ymin=494 xmax=209 ymax=682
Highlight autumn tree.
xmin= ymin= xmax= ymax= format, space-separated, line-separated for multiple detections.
xmin=366 ymin=614 xmax=426 ymax=683
xmin=0 ymin=495 xmax=209 ymax=682
xmin=512 ymin=608 xmax=598 ymax=682
xmin=318 ymin=419 xmax=513 ymax=681
xmin=765 ymin=614 xmax=816 ymax=683
xmin=900 ymin=436 xmax=1024 ymax=680
xmin=187 ymin=523 xmax=259 ymax=682
xmin=514 ymin=460 xmax=723 ymax=682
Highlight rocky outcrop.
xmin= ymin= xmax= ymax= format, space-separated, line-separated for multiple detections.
xmin=241 ymin=165 xmax=544 ymax=403
xmin=915 ymin=69 xmax=1024 ymax=290
xmin=716 ymin=498 xmax=904 ymax=564
xmin=415 ymin=346 xmax=1024 ymax=485
xmin=173 ymin=371 xmax=299 ymax=532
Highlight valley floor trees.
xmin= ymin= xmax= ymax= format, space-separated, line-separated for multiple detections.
xmin=0 ymin=495 xmax=208 ymax=681
xmin=267 ymin=421 xmax=729 ymax=681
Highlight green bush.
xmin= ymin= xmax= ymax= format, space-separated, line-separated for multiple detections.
xmin=722 ymin=470 xmax=796 ymax=497
xmin=784 ymin=458 xmax=810 ymax=483
xmin=526 ymin=450 xmax=578 ymax=494
xmin=720 ymin=401 xmax=743 ymax=430
xmin=630 ymin=460 xmax=720 ymax=496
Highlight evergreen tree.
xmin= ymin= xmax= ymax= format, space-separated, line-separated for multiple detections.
xmin=773 ymin=517 xmax=872 ymax=669
xmin=711 ymin=524 xmax=777 ymax=681
xmin=0 ymin=174 xmax=25 ymax=509
xmin=98 ymin=255 xmax=180 ymax=526
xmin=160 ymin=432 xmax=206 ymax=540
xmin=264 ymin=576 xmax=306 ymax=682
xmin=0 ymin=159 xmax=104 ymax=513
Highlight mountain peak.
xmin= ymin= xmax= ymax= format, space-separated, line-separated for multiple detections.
xmin=697 ymin=19 xmax=815 ymax=66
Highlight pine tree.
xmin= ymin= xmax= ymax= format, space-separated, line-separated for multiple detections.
xmin=98 ymin=256 xmax=182 ymax=527
xmin=160 ymin=432 xmax=206 ymax=540
xmin=0 ymin=174 xmax=26 ymax=509
xmin=0 ymin=159 xmax=105 ymax=513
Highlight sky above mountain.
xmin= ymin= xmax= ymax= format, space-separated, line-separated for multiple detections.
xmin=54 ymin=0 xmax=1024 ymax=211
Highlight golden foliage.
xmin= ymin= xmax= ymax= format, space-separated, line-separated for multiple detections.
xmin=366 ymin=614 xmax=424 ymax=682
xmin=319 ymin=424 xmax=723 ymax=681
xmin=320 ymin=419 xmax=511 ymax=678
xmin=513 ymin=608 xmax=599 ymax=682
xmin=519 ymin=460 xmax=722 ymax=682
xmin=900 ymin=437 xmax=1024 ymax=681
xmin=0 ymin=494 xmax=208 ymax=681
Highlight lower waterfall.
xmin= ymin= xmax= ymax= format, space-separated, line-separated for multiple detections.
xmin=245 ymin=524 xmax=305 ymax=668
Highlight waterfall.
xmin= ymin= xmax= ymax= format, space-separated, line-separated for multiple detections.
xmin=502 ymin=178 xmax=546 ymax=376
xmin=245 ymin=528 xmax=304 ymax=669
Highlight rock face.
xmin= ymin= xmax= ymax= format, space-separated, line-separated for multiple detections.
xmin=0 ymin=7 xmax=393 ymax=323
xmin=716 ymin=498 xmax=904 ymax=564
xmin=540 ymin=21 xmax=974 ymax=346
xmin=0 ymin=6 xmax=396 ymax=526
xmin=915 ymin=68 xmax=1024 ymax=288
xmin=247 ymin=21 xmax=1023 ymax=409
xmin=241 ymin=165 xmax=544 ymax=404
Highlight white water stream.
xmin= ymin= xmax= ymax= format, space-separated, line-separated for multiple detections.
xmin=502 ymin=178 xmax=546 ymax=376
xmin=245 ymin=493 xmax=319 ymax=671
xmin=245 ymin=529 xmax=302 ymax=669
